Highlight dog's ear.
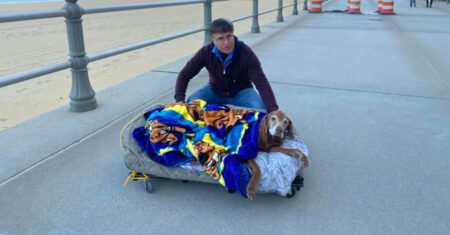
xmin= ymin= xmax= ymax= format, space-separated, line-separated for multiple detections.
xmin=259 ymin=114 xmax=268 ymax=134
xmin=286 ymin=117 xmax=294 ymax=139
xmin=258 ymin=114 xmax=271 ymax=151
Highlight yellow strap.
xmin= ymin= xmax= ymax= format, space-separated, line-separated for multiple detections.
xmin=123 ymin=171 xmax=150 ymax=187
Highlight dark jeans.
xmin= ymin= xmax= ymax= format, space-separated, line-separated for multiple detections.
xmin=187 ymin=84 xmax=266 ymax=111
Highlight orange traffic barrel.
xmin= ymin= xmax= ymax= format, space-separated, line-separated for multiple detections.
xmin=381 ymin=0 xmax=394 ymax=14
xmin=310 ymin=0 xmax=323 ymax=13
xmin=348 ymin=0 xmax=361 ymax=14
xmin=377 ymin=0 xmax=382 ymax=12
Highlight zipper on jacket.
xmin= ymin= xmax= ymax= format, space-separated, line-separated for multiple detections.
xmin=224 ymin=68 xmax=230 ymax=96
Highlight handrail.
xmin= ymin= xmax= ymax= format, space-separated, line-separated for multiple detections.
xmin=0 ymin=0 xmax=211 ymax=23
xmin=83 ymin=0 xmax=207 ymax=15
xmin=0 ymin=61 xmax=73 ymax=87
xmin=89 ymin=27 xmax=206 ymax=62
xmin=231 ymin=3 xmax=296 ymax=23
xmin=0 ymin=0 xmax=300 ymax=112
xmin=0 ymin=9 xmax=67 ymax=23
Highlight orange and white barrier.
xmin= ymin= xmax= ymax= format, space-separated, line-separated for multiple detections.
xmin=377 ymin=0 xmax=382 ymax=12
xmin=381 ymin=0 xmax=394 ymax=14
xmin=347 ymin=0 xmax=361 ymax=14
xmin=310 ymin=0 xmax=323 ymax=13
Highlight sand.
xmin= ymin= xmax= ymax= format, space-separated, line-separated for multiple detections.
xmin=0 ymin=0 xmax=302 ymax=131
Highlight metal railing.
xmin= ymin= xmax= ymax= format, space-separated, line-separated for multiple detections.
xmin=0 ymin=0 xmax=300 ymax=112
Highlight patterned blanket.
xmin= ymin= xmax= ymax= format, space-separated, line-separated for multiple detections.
xmin=132 ymin=100 xmax=265 ymax=198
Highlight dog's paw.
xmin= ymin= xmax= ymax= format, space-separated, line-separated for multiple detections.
xmin=289 ymin=149 xmax=303 ymax=158
xmin=246 ymin=185 xmax=256 ymax=200
xmin=291 ymin=149 xmax=308 ymax=168
xmin=300 ymin=154 xmax=309 ymax=168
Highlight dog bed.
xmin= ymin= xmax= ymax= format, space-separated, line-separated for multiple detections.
xmin=120 ymin=103 xmax=308 ymax=198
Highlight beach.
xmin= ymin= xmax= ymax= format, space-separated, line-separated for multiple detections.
xmin=0 ymin=0 xmax=302 ymax=131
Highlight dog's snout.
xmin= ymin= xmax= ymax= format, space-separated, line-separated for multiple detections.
xmin=269 ymin=125 xmax=284 ymax=137
xmin=275 ymin=126 xmax=282 ymax=133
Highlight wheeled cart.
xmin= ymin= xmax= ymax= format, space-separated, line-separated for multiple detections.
xmin=120 ymin=105 xmax=308 ymax=198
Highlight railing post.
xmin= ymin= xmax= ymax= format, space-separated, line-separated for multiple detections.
xmin=304 ymin=0 xmax=308 ymax=11
xmin=251 ymin=0 xmax=260 ymax=33
xmin=64 ymin=0 xmax=97 ymax=112
xmin=293 ymin=0 xmax=299 ymax=15
xmin=277 ymin=0 xmax=284 ymax=22
xmin=203 ymin=0 xmax=212 ymax=45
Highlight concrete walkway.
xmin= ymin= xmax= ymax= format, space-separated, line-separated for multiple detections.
xmin=1 ymin=0 xmax=450 ymax=233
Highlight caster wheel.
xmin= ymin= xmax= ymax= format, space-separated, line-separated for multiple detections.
xmin=285 ymin=186 xmax=296 ymax=198
xmin=292 ymin=175 xmax=304 ymax=191
xmin=144 ymin=180 xmax=154 ymax=193
xmin=227 ymin=189 xmax=236 ymax=194
xmin=293 ymin=175 xmax=304 ymax=185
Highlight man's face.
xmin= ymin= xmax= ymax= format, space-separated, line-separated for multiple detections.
xmin=211 ymin=31 xmax=235 ymax=54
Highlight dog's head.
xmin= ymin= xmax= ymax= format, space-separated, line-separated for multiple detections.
xmin=265 ymin=110 xmax=294 ymax=139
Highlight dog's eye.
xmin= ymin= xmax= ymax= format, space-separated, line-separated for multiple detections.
xmin=283 ymin=120 xmax=289 ymax=124
xmin=271 ymin=116 xmax=276 ymax=121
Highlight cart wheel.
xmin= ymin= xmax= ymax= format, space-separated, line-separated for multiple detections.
xmin=285 ymin=186 xmax=296 ymax=198
xmin=144 ymin=180 xmax=154 ymax=193
xmin=293 ymin=176 xmax=304 ymax=190
xmin=182 ymin=180 xmax=189 ymax=183
xmin=293 ymin=175 xmax=304 ymax=186
xmin=227 ymin=189 xmax=236 ymax=194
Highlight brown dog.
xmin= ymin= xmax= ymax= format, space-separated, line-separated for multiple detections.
xmin=246 ymin=110 xmax=309 ymax=200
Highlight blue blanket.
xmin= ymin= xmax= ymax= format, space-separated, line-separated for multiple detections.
xmin=132 ymin=100 xmax=266 ymax=198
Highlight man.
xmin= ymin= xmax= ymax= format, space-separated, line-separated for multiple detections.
xmin=174 ymin=18 xmax=278 ymax=112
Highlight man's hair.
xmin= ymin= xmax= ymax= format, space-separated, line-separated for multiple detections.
xmin=208 ymin=18 xmax=234 ymax=36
